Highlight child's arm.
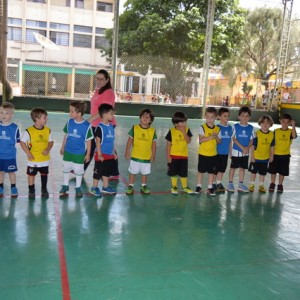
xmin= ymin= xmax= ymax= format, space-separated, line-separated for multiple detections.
xmin=125 ymin=137 xmax=133 ymax=160
xmin=95 ymin=136 xmax=104 ymax=161
xmin=151 ymin=141 xmax=156 ymax=162
xmin=166 ymin=141 xmax=172 ymax=163
xmin=199 ymin=134 xmax=218 ymax=143
xmin=178 ymin=126 xmax=191 ymax=143
xmin=269 ymin=145 xmax=274 ymax=162
xmin=291 ymin=120 xmax=297 ymax=139
xmin=20 ymin=141 xmax=35 ymax=161
xmin=84 ymin=139 xmax=92 ymax=162
xmin=232 ymin=137 xmax=249 ymax=155
xmin=88 ymin=113 xmax=100 ymax=124
xmin=60 ymin=135 xmax=67 ymax=155
xmin=42 ymin=141 xmax=54 ymax=156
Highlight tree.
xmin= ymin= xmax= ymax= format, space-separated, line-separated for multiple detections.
xmin=222 ymin=7 xmax=300 ymax=89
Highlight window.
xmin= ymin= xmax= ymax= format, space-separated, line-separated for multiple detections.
xmin=73 ymin=34 xmax=92 ymax=48
xmin=26 ymin=19 xmax=47 ymax=28
xmin=50 ymin=23 xmax=70 ymax=31
xmin=97 ymin=2 xmax=113 ymax=12
xmin=26 ymin=29 xmax=46 ymax=43
xmin=27 ymin=0 xmax=46 ymax=3
xmin=8 ymin=18 xmax=22 ymax=26
xmin=74 ymin=25 xmax=92 ymax=33
xmin=75 ymin=0 xmax=84 ymax=8
xmin=8 ymin=27 xmax=22 ymax=41
xmin=95 ymin=36 xmax=109 ymax=49
xmin=96 ymin=27 xmax=105 ymax=35
xmin=50 ymin=32 xmax=69 ymax=46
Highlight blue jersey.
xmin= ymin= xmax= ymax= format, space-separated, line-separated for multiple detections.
xmin=0 ymin=123 xmax=20 ymax=159
xmin=232 ymin=123 xmax=254 ymax=155
xmin=63 ymin=119 xmax=93 ymax=155
xmin=94 ymin=123 xmax=115 ymax=155
xmin=217 ymin=124 xmax=233 ymax=155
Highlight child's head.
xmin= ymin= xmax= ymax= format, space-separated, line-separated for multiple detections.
xmin=98 ymin=103 xmax=114 ymax=121
xmin=205 ymin=107 xmax=217 ymax=125
xmin=69 ymin=100 xmax=87 ymax=118
xmin=172 ymin=111 xmax=187 ymax=126
xmin=258 ymin=115 xmax=274 ymax=132
xmin=238 ymin=106 xmax=251 ymax=124
xmin=218 ymin=107 xmax=230 ymax=123
xmin=31 ymin=107 xmax=48 ymax=123
xmin=140 ymin=108 xmax=155 ymax=126
xmin=279 ymin=113 xmax=293 ymax=129
xmin=0 ymin=102 xmax=14 ymax=123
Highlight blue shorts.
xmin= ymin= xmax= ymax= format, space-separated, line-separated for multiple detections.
xmin=0 ymin=158 xmax=18 ymax=173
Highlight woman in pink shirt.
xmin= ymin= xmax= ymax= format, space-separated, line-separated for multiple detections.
xmin=84 ymin=69 xmax=118 ymax=175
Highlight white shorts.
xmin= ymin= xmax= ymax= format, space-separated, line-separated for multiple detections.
xmin=128 ymin=160 xmax=151 ymax=175
xmin=62 ymin=161 xmax=84 ymax=175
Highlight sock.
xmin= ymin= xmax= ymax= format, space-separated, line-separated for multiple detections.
xmin=76 ymin=174 xmax=82 ymax=188
xmin=259 ymin=182 xmax=264 ymax=186
xmin=29 ymin=184 xmax=35 ymax=192
xmin=251 ymin=181 xmax=254 ymax=185
xmin=171 ymin=176 xmax=178 ymax=187
xmin=217 ymin=181 xmax=221 ymax=184
xmin=11 ymin=184 xmax=16 ymax=188
xmin=180 ymin=177 xmax=188 ymax=188
xmin=41 ymin=174 xmax=48 ymax=190
xmin=141 ymin=184 xmax=146 ymax=187
xmin=63 ymin=172 xmax=69 ymax=186
xmin=197 ymin=184 xmax=202 ymax=187
xmin=208 ymin=185 xmax=212 ymax=188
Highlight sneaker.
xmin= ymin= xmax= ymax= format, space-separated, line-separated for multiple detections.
xmin=259 ymin=185 xmax=266 ymax=193
xmin=126 ymin=185 xmax=134 ymax=195
xmin=171 ymin=186 xmax=178 ymax=195
xmin=140 ymin=185 xmax=150 ymax=194
xmin=90 ymin=186 xmax=102 ymax=197
xmin=249 ymin=184 xmax=255 ymax=192
xmin=216 ymin=183 xmax=226 ymax=193
xmin=41 ymin=189 xmax=49 ymax=198
xmin=227 ymin=183 xmax=235 ymax=192
xmin=182 ymin=187 xmax=194 ymax=194
xmin=277 ymin=184 xmax=283 ymax=193
xmin=102 ymin=186 xmax=116 ymax=195
xmin=194 ymin=186 xmax=202 ymax=194
xmin=207 ymin=188 xmax=216 ymax=196
xmin=0 ymin=187 xmax=3 ymax=197
xmin=212 ymin=183 xmax=217 ymax=191
xmin=11 ymin=187 xmax=18 ymax=198
xmin=238 ymin=183 xmax=249 ymax=193
xmin=75 ymin=187 xmax=83 ymax=197
xmin=59 ymin=185 xmax=69 ymax=195
xmin=28 ymin=190 xmax=35 ymax=199
xmin=268 ymin=183 xmax=276 ymax=192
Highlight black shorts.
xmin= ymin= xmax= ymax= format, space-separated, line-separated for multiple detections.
xmin=198 ymin=155 xmax=217 ymax=174
xmin=167 ymin=159 xmax=188 ymax=178
xmin=268 ymin=155 xmax=290 ymax=176
xmin=230 ymin=156 xmax=249 ymax=169
xmin=27 ymin=166 xmax=49 ymax=176
xmin=248 ymin=161 xmax=268 ymax=175
xmin=214 ymin=154 xmax=229 ymax=174
xmin=93 ymin=159 xmax=119 ymax=180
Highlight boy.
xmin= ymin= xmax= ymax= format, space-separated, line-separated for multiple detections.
xmin=90 ymin=104 xmax=119 ymax=196
xmin=248 ymin=115 xmax=274 ymax=193
xmin=195 ymin=107 xmax=221 ymax=196
xmin=268 ymin=113 xmax=297 ymax=193
xmin=0 ymin=102 xmax=20 ymax=197
xmin=59 ymin=101 xmax=93 ymax=197
xmin=165 ymin=111 xmax=193 ymax=195
xmin=227 ymin=106 xmax=255 ymax=193
xmin=20 ymin=108 xmax=53 ymax=199
xmin=125 ymin=108 xmax=157 ymax=195
xmin=213 ymin=107 xmax=233 ymax=193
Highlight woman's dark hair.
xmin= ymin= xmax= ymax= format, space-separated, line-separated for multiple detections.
xmin=97 ymin=69 xmax=112 ymax=94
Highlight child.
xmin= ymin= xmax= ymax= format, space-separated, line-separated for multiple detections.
xmin=0 ymin=102 xmax=20 ymax=198
xmin=125 ymin=108 xmax=157 ymax=195
xmin=165 ymin=111 xmax=193 ymax=194
xmin=90 ymin=104 xmax=119 ymax=196
xmin=213 ymin=107 xmax=233 ymax=193
xmin=20 ymin=108 xmax=53 ymax=199
xmin=195 ymin=107 xmax=221 ymax=196
xmin=248 ymin=115 xmax=274 ymax=193
xmin=268 ymin=113 xmax=297 ymax=193
xmin=227 ymin=106 xmax=255 ymax=193
xmin=59 ymin=101 xmax=93 ymax=197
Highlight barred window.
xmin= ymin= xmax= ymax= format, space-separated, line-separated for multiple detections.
xmin=8 ymin=18 xmax=22 ymax=26
xmin=74 ymin=25 xmax=92 ymax=33
xmin=96 ymin=27 xmax=105 ymax=35
xmin=95 ymin=36 xmax=109 ymax=49
xmin=50 ymin=31 xmax=69 ymax=46
xmin=97 ymin=2 xmax=113 ymax=12
xmin=26 ymin=19 xmax=47 ymax=28
xmin=26 ymin=29 xmax=46 ymax=43
xmin=73 ymin=34 xmax=92 ymax=48
xmin=8 ymin=27 xmax=22 ymax=41
xmin=50 ymin=23 xmax=70 ymax=31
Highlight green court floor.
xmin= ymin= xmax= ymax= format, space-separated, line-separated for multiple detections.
xmin=0 ymin=111 xmax=300 ymax=300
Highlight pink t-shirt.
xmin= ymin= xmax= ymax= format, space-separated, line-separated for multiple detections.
xmin=90 ymin=88 xmax=116 ymax=127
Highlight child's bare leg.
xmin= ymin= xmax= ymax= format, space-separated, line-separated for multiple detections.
xmin=208 ymin=173 xmax=214 ymax=186
xmin=141 ymin=175 xmax=147 ymax=185
xmin=239 ymin=168 xmax=245 ymax=182
xmin=196 ymin=172 xmax=203 ymax=186
xmin=250 ymin=173 xmax=256 ymax=183
xmin=0 ymin=171 xmax=4 ymax=184
xmin=271 ymin=173 xmax=276 ymax=184
xmin=28 ymin=175 xmax=35 ymax=186
xmin=216 ymin=172 xmax=223 ymax=182
xmin=92 ymin=178 xmax=99 ymax=188
xmin=8 ymin=172 xmax=16 ymax=185
xmin=128 ymin=174 xmax=135 ymax=185
xmin=102 ymin=176 xmax=109 ymax=188
xmin=229 ymin=168 xmax=235 ymax=182
xmin=278 ymin=175 xmax=284 ymax=185
xmin=259 ymin=174 xmax=265 ymax=185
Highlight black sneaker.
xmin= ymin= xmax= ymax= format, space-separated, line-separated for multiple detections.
xmin=207 ymin=188 xmax=216 ymax=196
xmin=268 ymin=183 xmax=275 ymax=192
xmin=41 ymin=189 xmax=49 ymax=198
xmin=29 ymin=190 xmax=35 ymax=199
xmin=212 ymin=183 xmax=217 ymax=191
xmin=216 ymin=183 xmax=226 ymax=193
xmin=277 ymin=184 xmax=283 ymax=193
xmin=194 ymin=186 xmax=202 ymax=194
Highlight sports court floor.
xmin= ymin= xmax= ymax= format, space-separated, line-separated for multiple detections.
xmin=0 ymin=110 xmax=300 ymax=300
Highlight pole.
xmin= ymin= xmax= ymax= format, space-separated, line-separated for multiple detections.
xmin=111 ymin=0 xmax=120 ymax=91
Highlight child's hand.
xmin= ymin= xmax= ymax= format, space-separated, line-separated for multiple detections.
xmin=291 ymin=120 xmax=296 ymax=127
xmin=98 ymin=154 xmax=104 ymax=162
xmin=241 ymin=146 xmax=249 ymax=155
xmin=42 ymin=149 xmax=49 ymax=156
xmin=60 ymin=148 xmax=64 ymax=155
xmin=84 ymin=154 xmax=90 ymax=163
xmin=269 ymin=154 xmax=274 ymax=163
xmin=167 ymin=155 xmax=172 ymax=163
xmin=27 ymin=153 xmax=35 ymax=161
xmin=125 ymin=152 xmax=131 ymax=160
xmin=114 ymin=153 xmax=118 ymax=160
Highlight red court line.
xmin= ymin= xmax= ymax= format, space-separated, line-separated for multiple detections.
xmin=50 ymin=162 xmax=71 ymax=300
